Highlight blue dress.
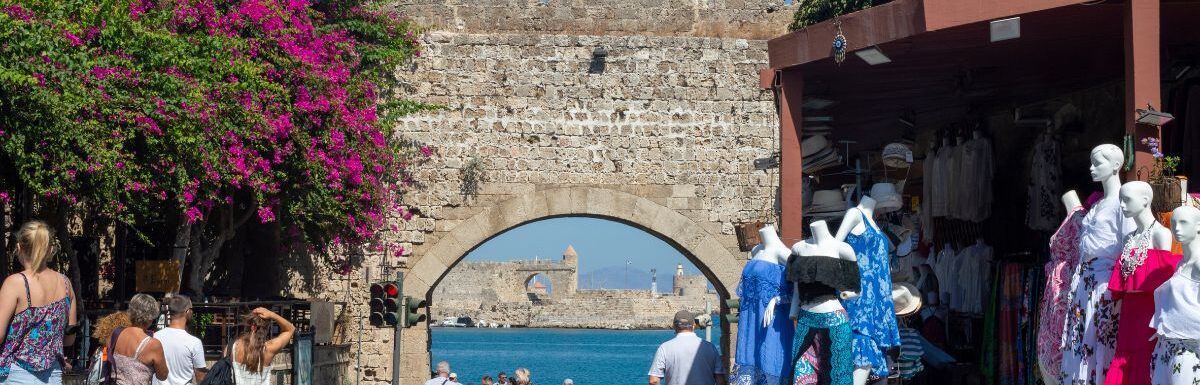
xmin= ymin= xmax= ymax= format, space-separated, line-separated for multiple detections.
xmin=735 ymin=259 xmax=793 ymax=385
xmin=841 ymin=210 xmax=901 ymax=377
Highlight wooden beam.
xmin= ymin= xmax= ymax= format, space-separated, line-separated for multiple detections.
xmin=921 ymin=0 xmax=1081 ymax=31
xmin=779 ymin=71 xmax=805 ymax=245
xmin=767 ymin=0 xmax=924 ymax=70
xmin=1124 ymin=0 xmax=1161 ymax=181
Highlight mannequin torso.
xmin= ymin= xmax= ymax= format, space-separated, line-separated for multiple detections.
xmin=836 ymin=196 xmax=879 ymax=241
xmin=749 ymin=225 xmax=791 ymax=328
xmin=791 ymin=221 xmax=858 ymax=316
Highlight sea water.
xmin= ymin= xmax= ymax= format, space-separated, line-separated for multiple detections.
xmin=431 ymin=327 xmax=724 ymax=385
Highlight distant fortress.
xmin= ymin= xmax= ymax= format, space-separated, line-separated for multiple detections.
xmin=432 ymin=245 xmax=716 ymax=329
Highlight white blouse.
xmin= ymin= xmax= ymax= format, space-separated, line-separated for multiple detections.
xmin=1151 ymin=273 xmax=1200 ymax=340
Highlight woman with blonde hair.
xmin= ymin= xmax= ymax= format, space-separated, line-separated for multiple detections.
xmin=513 ymin=368 xmax=532 ymax=385
xmin=0 ymin=220 xmax=78 ymax=384
xmin=226 ymin=307 xmax=295 ymax=385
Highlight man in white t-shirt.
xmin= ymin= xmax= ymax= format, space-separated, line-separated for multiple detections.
xmin=647 ymin=310 xmax=725 ymax=385
xmin=154 ymin=295 xmax=208 ymax=385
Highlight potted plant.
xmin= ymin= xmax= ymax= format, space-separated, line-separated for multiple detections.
xmin=1141 ymin=138 xmax=1184 ymax=212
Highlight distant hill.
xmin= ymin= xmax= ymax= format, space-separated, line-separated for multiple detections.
xmin=578 ymin=266 xmax=664 ymax=291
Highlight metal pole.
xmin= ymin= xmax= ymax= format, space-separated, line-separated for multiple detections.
xmin=394 ymin=271 xmax=404 ymax=385
xmin=705 ymin=300 xmax=712 ymax=342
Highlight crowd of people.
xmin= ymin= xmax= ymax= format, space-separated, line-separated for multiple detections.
xmin=0 ymin=220 xmax=297 ymax=385
xmin=427 ymin=362 xmax=558 ymax=385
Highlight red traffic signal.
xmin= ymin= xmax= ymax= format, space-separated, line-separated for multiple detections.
xmin=369 ymin=281 xmax=402 ymax=327
xmin=384 ymin=283 xmax=399 ymax=297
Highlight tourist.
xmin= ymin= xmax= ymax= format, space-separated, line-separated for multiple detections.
xmin=481 ymin=375 xmax=494 ymax=385
xmin=227 ymin=307 xmax=295 ymax=385
xmin=425 ymin=361 xmax=460 ymax=385
xmin=154 ymin=295 xmax=207 ymax=385
xmin=647 ymin=310 xmax=725 ymax=385
xmin=497 ymin=372 xmax=510 ymax=385
xmin=563 ymin=378 xmax=574 ymax=385
xmin=513 ymin=368 xmax=532 ymax=385
xmin=109 ymin=294 xmax=170 ymax=384
xmin=0 ymin=220 xmax=80 ymax=385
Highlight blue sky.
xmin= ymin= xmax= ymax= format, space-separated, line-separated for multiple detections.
xmin=461 ymin=217 xmax=707 ymax=288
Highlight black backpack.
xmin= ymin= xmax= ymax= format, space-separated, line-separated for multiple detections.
xmin=199 ymin=342 xmax=236 ymax=385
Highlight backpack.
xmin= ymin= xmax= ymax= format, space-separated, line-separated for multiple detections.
xmin=85 ymin=326 xmax=124 ymax=385
xmin=199 ymin=341 xmax=236 ymax=385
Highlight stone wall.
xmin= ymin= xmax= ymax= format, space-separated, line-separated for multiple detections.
xmin=431 ymin=258 xmax=716 ymax=329
xmin=279 ymin=2 xmax=790 ymax=384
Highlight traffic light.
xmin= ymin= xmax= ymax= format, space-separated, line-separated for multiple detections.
xmin=724 ymin=298 xmax=740 ymax=324
xmin=369 ymin=281 xmax=401 ymax=327
xmin=404 ymin=296 xmax=427 ymax=327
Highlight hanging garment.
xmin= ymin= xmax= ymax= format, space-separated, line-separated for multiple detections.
xmin=922 ymin=149 xmax=937 ymax=243
xmin=897 ymin=328 xmax=925 ymax=380
xmin=1105 ymin=245 xmax=1181 ymax=385
xmin=792 ymin=310 xmax=854 ymax=385
xmin=970 ymin=137 xmax=994 ymax=222
xmin=1150 ymin=337 xmax=1200 ymax=385
xmin=1149 ymin=272 xmax=1200 ymax=385
xmin=842 ymin=210 xmax=900 ymax=378
xmin=1026 ymin=132 xmax=1062 ymax=231
xmin=1060 ymin=196 xmax=1135 ymax=385
xmin=735 ymin=259 xmax=794 ymax=385
xmin=946 ymin=144 xmax=962 ymax=220
xmin=1038 ymin=206 xmax=1087 ymax=384
xmin=932 ymin=146 xmax=951 ymax=217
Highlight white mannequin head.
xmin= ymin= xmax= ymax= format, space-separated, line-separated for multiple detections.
xmin=1172 ymin=206 xmax=1200 ymax=245
xmin=1119 ymin=181 xmax=1153 ymax=218
xmin=1089 ymin=144 xmax=1123 ymax=182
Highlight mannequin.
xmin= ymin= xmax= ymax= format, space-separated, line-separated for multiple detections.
xmin=1149 ymin=206 xmax=1200 ymax=385
xmin=1059 ymin=144 xmax=1136 ymax=385
xmin=1037 ymin=190 xmax=1086 ymax=385
xmin=791 ymin=221 xmax=858 ymax=316
xmin=1103 ymin=181 xmax=1177 ymax=385
xmin=733 ymin=225 xmax=794 ymax=385
xmin=754 ymin=225 xmax=793 ymax=326
xmin=788 ymin=221 xmax=860 ymax=385
xmin=835 ymin=196 xmax=878 ymax=242
xmin=835 ymin=193 xmax=899 ymax=385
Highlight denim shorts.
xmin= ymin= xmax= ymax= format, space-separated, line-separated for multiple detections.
xmin=1 ymin=363 xmax=63 ymax=385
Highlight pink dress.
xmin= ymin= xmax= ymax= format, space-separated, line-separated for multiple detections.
xmin=1038 ymin=207 xmax=1085 ymax=381
xmin=1104 ymin=248 xmax=1181 ymax=385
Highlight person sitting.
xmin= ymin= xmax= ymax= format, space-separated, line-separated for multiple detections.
xmin=227 ymin=307 xmax=295 ymax=385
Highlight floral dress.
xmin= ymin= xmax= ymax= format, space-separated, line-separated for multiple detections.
xmin=735 ymin=259 xmax=793 ymax=385
xmin=841 ymin=210 xmax=900 ymax=378
xmin=1059 ymin=196 xmax=1133 ymax=385
xmin=1038 ymin=206 xmax=1086 ymax=384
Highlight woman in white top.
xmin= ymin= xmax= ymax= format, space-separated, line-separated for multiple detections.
xmin=226 ymin=307 xmax=294 ymax=385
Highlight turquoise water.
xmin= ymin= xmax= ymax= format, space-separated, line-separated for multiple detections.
xmin=431 ymin=327 xmax=724 ymax=385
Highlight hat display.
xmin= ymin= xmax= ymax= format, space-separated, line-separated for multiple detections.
xmin=871 ymin=183 xmax=903 ymax=213
xmin=806 ymin=190 xmax=846 ymax=219
xmin=801 ymin=135 xmax=829 ymax=158
xmin=892 ymin=282 xmax=923 ymax=317
xmin=882 ymin=143 xmax=913 ymax=168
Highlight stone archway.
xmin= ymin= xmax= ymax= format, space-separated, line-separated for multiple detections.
xmin=399 ymin=186 xmax=742 ymax=385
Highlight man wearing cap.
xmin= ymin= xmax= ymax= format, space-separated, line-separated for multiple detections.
xmin=425 ymin=361 xmax=463 ymax=385
xmin=648 ymin=310 xmax=725 ymax=385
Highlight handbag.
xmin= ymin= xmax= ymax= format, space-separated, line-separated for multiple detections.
xmin=200 ymin=341 xmax=237 ymax=385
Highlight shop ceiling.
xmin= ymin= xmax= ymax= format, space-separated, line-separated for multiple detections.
xmin=767 ymin=0 xmax=1200 ymax=152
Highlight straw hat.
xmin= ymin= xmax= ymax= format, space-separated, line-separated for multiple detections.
xmin=806 ymin=190 xmax=846 ymax=216
xmin=870 ymin=183 xmax=903 ymax=213
xmin=892 ymin=282 xmax=923 ymax=317
xmin=801 ymin=135 xmax=830 ymax=158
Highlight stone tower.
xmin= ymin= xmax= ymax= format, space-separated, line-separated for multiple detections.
xmin=562 ymin=245 xmax=578 ymax=266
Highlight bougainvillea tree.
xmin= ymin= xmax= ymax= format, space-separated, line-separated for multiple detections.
xmin=0 ymin=0 xmax=433 ymax=295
